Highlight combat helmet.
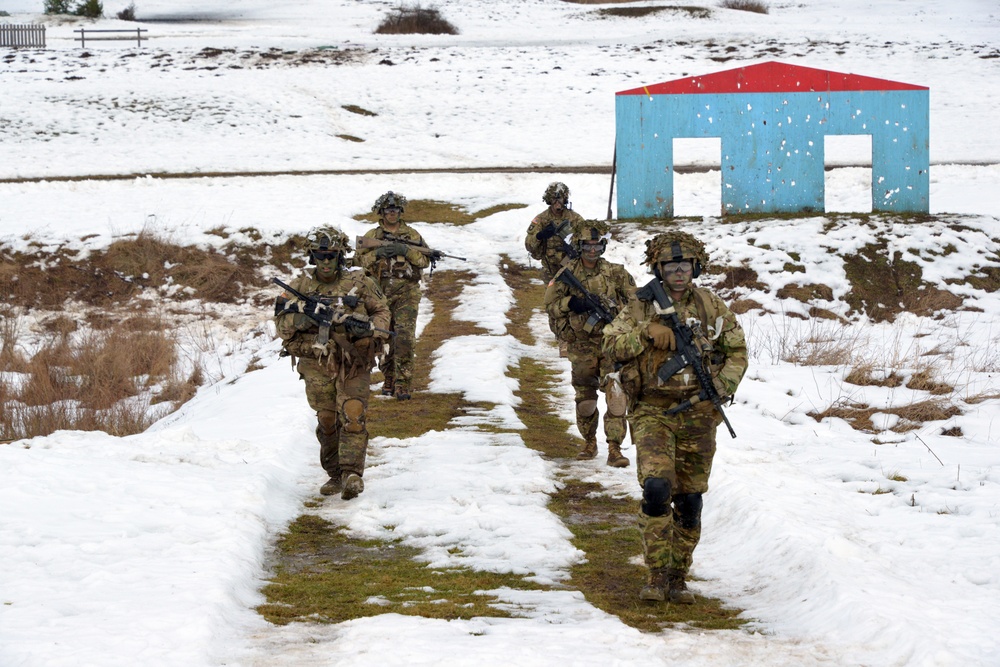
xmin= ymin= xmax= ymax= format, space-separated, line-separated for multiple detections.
xmin=305 ymin=225 xmax=351 ymax=266
xmin=573 ymin=219 xmax=612 ymax=255
xmin=542 ymin=182 xmax=570 ymax=205
xmin=645 ymin=231 xmax=708 ymax=278
xmin=372 ymin=191 xmax=408 ymax=215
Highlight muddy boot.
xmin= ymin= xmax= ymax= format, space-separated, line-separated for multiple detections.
xmin=380 ymin=376 xmax=395 ymax=397
xmin=667 ymin=571 xmax=695 ymax=605
xmin=576 ymin=438 xmax=598 ymax=460
xmin=341 ymin=472 xmax=365 ymax=500
xmin=639 ymin=568 xmax=668 ymax=602
xmin=606 ymin=441 xmax=629 ymax=468
xmin=319 ymin=476 xmax=342 ymax=496
xmin=394 ymin=383 xmax=411 ymax=401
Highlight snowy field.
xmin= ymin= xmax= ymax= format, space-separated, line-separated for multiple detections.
xmin=2 ymin=0 xmax=1000 ymax=665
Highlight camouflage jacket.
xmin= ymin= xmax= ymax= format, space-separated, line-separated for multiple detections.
xmin=524 ymin=208 xmax=585 ymax=277
xmin=275 ymin=267 xmax=391 ymax=369
xmin=355 ymin=221 xmax=431 ymax=285
xmin=544 ymin=257 xmax=636 ymax=345
xmin=602 ymin=280 xmax=747 ymax=401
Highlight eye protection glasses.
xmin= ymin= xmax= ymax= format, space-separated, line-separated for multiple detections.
xmin=660 ymin=260 xmax=694 ymax=274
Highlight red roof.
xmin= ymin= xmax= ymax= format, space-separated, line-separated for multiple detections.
xmin=617 ymin=61 xmax=927 ymax=96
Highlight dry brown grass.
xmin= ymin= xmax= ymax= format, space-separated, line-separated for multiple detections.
xmin=906 ymin=368 xmax=954 ymax=395
xmin=808 ymin=398 xmax=961 ymax=434
xmin=374 ymin=5 xmax=458 ymax=35
xmin=596 ymin=5 xmax=712 ymax=19
xmin=720 ymin=0 xmax=767 ymax=13
xmin=844 ymin=363 xmax=904 ymax=388
xmin=353 ymin=200 xmax=527 ymax=227
xmin=1 ymin=229 xmax=275 ymax=311
xmin=0 ymin=315 xmax=184 ymax=440
xmin=843 ymin=242 xmax=964 ymax=323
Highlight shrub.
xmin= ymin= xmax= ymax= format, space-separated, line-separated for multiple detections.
xmin=73 ymin=0 xmax=103 ymax=18
xmin=720 ymin=0 xmax=768 ymax=13
xmin=375 ymin=4 xmax=458 ymax=35
xmin=43 ymin=0 xmax=71 ymax=14
xmin=117 ymin=2 xmax=136 ymax=20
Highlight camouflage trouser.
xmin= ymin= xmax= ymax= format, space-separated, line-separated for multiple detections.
xmin=379 ymin=279 xmax=421 ymax=390
xmin=631 ymin=399 xmax=721 ymax=574
xmin=296 ymin=357 xmax=371 ymax=478
xmin=567 ymin=340 xmax=627 ymax=445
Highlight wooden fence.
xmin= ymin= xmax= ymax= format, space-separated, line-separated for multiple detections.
xmin=74 ymin=28 xmax=147 ymax=47
xmin=0 ymin=24 xmax=46 ymax=48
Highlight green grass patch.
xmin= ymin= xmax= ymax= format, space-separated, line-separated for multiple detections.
xmin=257 ymin=515 xmax=547 ymax=624
xmin=549 ymin=479 xmax=747 ymax=632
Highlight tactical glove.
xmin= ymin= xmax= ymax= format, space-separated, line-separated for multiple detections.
xmin=535 ymin=222 xmax=557 ymax=241
xmin=344 ymin=318 xmax=374 ymax=338
xmin=567 ymin=295 xmax=591 ymax=314
xmin=713 ymin=376 xmax=733 ymax=398
xmin=647 ymin=322 xmax=677 ymax=351
xmin=376 ymin=243 xmax=409 ymax=259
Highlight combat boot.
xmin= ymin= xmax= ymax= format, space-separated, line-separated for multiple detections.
xmin=576 ymin=438 xmax=598 ymax=460
xmin=341 ymin=472 xmax=365 ymax=500
xmin=667 ymin=572 xmax=695 ymax=605
xmin=319 ymin=476 xmax=342 ymax=496
xmin=606 ymin=442 xmax=629 ymax=468
xmin=639 ymin=568 xmax=668 ymax=602
xmin=380 ymin=376 xmax=395 ymax=397
xmin=395 ymin=384 xmax=411 ymax=401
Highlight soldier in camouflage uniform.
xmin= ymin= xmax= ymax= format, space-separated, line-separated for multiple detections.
xmin=354 ymin=191 xmax=431 ymax=401
xmin=274 ymin=227 xmax=391 ymax=500
xmin=544 ymin=219 xmax=636 ymax=467
xmin=602 ymin=231 xmax=747 ymax=604
xmin=525 ymin=182 xmax=586 ymax=356
xmin=525 ymin=182 xmax=585 ymax=281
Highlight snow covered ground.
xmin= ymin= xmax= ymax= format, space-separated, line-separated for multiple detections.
xmin=2 ymin=1 xmax=999 ymax=665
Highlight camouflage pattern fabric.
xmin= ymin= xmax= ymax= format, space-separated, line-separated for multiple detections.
xmin=274 ymin=267 xmax=390 ymax=478
xmin=377 ymin=279 xmax=421 ymax=390
xmin=354 ymin=220 xmax=430 ymax=392
xmin=524 ymin=208 xmax=585 ymax=281
xmin=544 ymin=257 xmax=636 ymax=445
xmin=603 ymin=281 xmax=747 ymax=574
xmin=296 ymin=357 xmax=372 ymax=476
xmin=631 ymin=400 xmax=720 ymax=572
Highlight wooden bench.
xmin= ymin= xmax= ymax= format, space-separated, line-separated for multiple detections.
xmin=74 ymin=28 xmax=147 ymax=48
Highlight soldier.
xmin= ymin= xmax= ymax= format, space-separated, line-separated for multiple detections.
xmin=526 ymin=182 xmax=586 ymax=357
xmin=354 ymin=191 xmax=431 ymax=401
xmin=602 ymin=231 xmax=747 ymax=604
xmin=525 ymin=181 xmax=585 ymax=282
xmin=544 ymin=219 xmax=636 ymax=466
xmin=274 ymin=226 xmax=391 ymax=500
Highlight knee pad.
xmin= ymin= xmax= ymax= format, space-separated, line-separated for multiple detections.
xmin=342 ymin=399 xmax=366 ymax=434
xmin=316 ymin=410 xmax=338 ymax=435
xmin=577 ymin=399 xmax=598 ymax=418
xmin=641 ymin=477 xmax=672 ymax=517
xmin=674 ymin=493 xmax=703 ymax=530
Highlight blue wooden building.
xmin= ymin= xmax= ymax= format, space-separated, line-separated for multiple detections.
xmin=615 ymin=61 xmax=929 ymax=218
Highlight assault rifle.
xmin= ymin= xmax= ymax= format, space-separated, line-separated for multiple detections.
xmin=645 ymin=278 xmax=736 ymax=438
xmin=355 ymin=234 xmax=466 ymax=273
xmin=538 ymin=219 xmax=580 ymax=263
xmin=273 ymin=278 xmax=395 ymax=350
xmin=555 ymin=267 xmax=617 ymax=334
